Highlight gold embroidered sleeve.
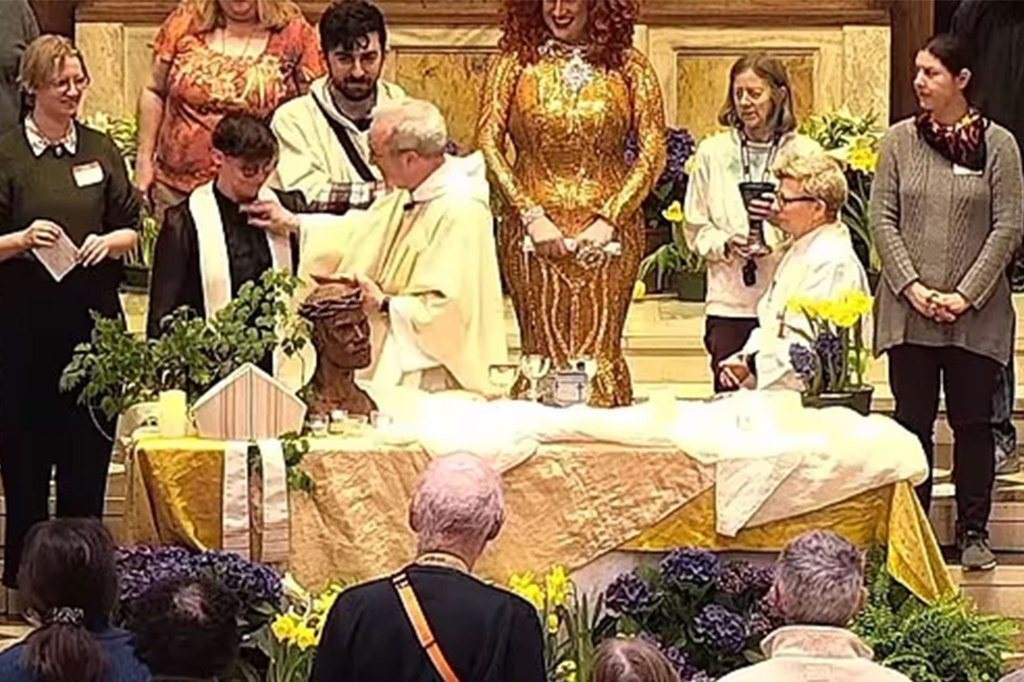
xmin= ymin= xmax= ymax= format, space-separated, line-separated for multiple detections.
xmin=599 ymin=51 xmax=667 ymax=229
xmin=476 ymin=52 xmax=536 ymax=216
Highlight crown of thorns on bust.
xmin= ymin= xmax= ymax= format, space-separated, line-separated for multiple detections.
xmin=298 ymin=281 xmax=364 ymax=321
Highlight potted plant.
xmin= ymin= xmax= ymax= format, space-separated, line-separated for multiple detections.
xmin=59 ymin=270 xmax=310 ymax=436
xmin=786 ymin=288 xmax=874 ymax=415
xmin=629 ymin=128 xmax=700 ymax=299
xmin=637 ymin=200 xmax=706 ymax=301
xmin=798 ymin=108 xmax=884 ymax=286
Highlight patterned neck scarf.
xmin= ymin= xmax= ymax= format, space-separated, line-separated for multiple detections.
xmin=915 ymin=107 xmax=988 ymax=171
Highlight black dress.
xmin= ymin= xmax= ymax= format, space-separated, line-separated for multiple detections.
xmin=310 ymin=565 xmax=547 ymax=682
xmin=0 ymin=122 xmax=140 ymax=587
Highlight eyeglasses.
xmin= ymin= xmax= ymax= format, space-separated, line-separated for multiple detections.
xmin=48 ymin=76 xmax=90 ymax=93
xmin=774 ymin=191 xmax=819 ymax=207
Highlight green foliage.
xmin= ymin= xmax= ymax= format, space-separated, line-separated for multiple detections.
xmin=798 ymin=108 xmax=885 ymax=273
xmin=280 ymin=432 xmax=314 ymax=493
xmin=60 ymin=270 xmax=310 ymax=419
xmin=852 ymin=548 xmax=1018 ymax=682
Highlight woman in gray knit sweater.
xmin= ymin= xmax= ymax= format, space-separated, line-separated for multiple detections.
xmin=871 ymin=33 xmax=1024 ymax=571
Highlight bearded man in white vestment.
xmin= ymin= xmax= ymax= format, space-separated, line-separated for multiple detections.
xmin=249 ymin=98 xmax=507 ymax=394
xmin=719 ymin=150 xmax=870 ymax=391
xmin=271 ymin=0 xmax=406 ymax=214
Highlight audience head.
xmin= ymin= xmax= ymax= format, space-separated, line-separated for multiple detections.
xmin=499 ymin=0 xmax=638 ymax=69
xmin=773 ymin=530 xmax=866 ymax=627
xmin=590 ymin=638 xmax=679 ymax=682
xmin=211 ymin=113 xmax=278 ymax=202
xmin=770 ymin=149 xmax=848 ymax=235
xmin=319 ymin=0 xmax=387 ymax=102
xmin=130 ymin=575 xmax=242 ymax=679
xmin=915 ymin=33 xmax=973 ymax=117
xmin=369 ymin=98 xmax=448 ymax=190
xmin=19 ymin=35 xmax=90 ymax=122
xmin=299 ymin=280 xmax=372 ymax=370
xmin=718 ymin=52 xmax=796 ymax=141
xmin=17 ymin=518 xmax=119 ymax=682
xmin=409 ymin=453 xmax=505 ymax=568
xmin=188 ymin=0 xmax=303 ymax=32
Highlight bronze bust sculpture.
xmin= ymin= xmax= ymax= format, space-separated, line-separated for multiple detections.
xmin=298 ymin=281 xmax=378 ymax=417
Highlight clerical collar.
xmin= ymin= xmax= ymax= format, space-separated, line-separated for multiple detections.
xmin=25 ymin=115 xmax=77 ymax=158
xmin=414 ymin=552 xmax=470 ymax=574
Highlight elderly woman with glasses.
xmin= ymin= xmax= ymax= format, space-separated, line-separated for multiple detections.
xmin=718 ymin=149 xmax=869 ymax=391
xmin=0 ymin=35 xmax=140 ymax=590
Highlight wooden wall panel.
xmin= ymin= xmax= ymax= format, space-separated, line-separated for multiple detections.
xmin=77 ymin=0 xmax=895 ymax=26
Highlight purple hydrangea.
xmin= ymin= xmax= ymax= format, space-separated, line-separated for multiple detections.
xmin=685 ymin=672 xmax=717 ymax=682
xmin=749 ymin=595 xmax=785 ymax=639
xmin=624 ymin=127 xmax=695 ymax=186
xmin=115 ymin=546 xmax=282 ymax=615
xmin=789 ymin=343 xmax=818 ymax=385
xmin=660 ymin=548 xmax=722 ymax=586
xmin=718 ymin=560 xmax=776 ymax=599
xmin=693 ymin=603 xmax=747 ymax=654
xmin=662 ymin=128 xmax=696 ymax=184
xmin=605 ymin=570 xmax=655 ymax=615
xmin=661 ymin=644 xmax=697 ymax=679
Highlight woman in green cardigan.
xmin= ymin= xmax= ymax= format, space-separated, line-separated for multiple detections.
xmin=0 ymin=35 xmax=140 ymax=589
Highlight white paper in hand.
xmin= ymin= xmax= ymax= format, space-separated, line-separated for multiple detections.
xmin=32 ymin=223 xmax=79 ymax=282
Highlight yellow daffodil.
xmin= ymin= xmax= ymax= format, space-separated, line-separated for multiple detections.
xmin=294 ymin=625 xmax=318 ymax=651
xmin=544 ymin=565 xmax=571 ymax=607
xmin=270 ymin=612 xmax=301 ymax=644
xmin=547 ymin=612 xmax=560 ymax=634
xmin=841 ymin=289 xmax=873 ymax=316
xmin=661 ymin=200 xmax=684 ymax=223
xmin=556 ymin=660 xmax=578 ymax=682
xmin=509 ymin=572 xmax=546 ymax=611
xmin=848 ymin=145 xmax=879 ymax=174
xmin=633 ymin=280 xmax=647 ymax=299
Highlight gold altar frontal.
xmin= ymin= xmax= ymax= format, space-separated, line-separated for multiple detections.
xmin=125 ymin=435 xmax=954 ymax=603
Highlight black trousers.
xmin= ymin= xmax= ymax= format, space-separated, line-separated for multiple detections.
xmin=0 ymin=261 xmax=115 ymax=587
xmin=704 ymin=316 xmax=759 ymax=393
xmin=888 ymin=343 xmax=1000 ymax=534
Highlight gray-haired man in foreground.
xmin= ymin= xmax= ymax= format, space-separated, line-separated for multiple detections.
xmin=310 ymin=453 xmax=546 ymax=682
xmin=719 ymin=530 xmax=911 ymax=682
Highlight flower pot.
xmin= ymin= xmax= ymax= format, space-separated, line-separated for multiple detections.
xmin=671 ymin=270 xmax=706 ymax=302
xmin=122 ymin=264 xmax=150 ymax=292
xmin=802 ymin=385 xmax=874 ymax=416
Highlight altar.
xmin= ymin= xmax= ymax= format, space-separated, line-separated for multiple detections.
xmin=124 ymin=390 xmax=954 ymax=604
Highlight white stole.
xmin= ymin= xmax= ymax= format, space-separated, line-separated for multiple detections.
xmin=190 ymin=182 xmax=293 ymax=317
xmin=190 ymin=182 xmax=294 ymax=378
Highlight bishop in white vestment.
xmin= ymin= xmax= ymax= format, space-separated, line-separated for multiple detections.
xmin=253 ymin=99 xmax=507 ymax=394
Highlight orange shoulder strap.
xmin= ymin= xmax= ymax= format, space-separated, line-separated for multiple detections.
xmin=392 ymin=573 xmax=463 ymax=682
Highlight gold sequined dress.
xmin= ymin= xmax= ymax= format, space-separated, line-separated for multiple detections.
xmin=477 ymin=45 xmax=666 ymax=406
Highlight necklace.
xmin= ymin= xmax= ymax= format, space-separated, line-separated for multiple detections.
xmin=220 ymin=26 xmax=258 ymax=59
xmin=414 ymin=552 xmax=470 ymax=574
xmin=540 ymin=39 xmax=594 ymax=97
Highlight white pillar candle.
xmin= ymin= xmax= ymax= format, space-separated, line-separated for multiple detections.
xmin=158 ymin=389 xmax=189 ymax=438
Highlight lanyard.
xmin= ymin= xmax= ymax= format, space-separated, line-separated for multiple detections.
xmin=740 ymin=132 xmax=781 ymax=184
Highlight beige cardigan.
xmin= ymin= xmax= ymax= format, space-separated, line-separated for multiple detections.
xmin=871 ymin=118 xmax=1024 ymax=364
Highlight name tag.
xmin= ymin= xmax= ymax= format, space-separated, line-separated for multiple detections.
xmin=72 ymin=161 xmax=104 ymax=187
xmin=953 ymin=163 xmax=983 ymax=176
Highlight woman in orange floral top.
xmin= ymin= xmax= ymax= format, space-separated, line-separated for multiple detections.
xmin=136 ymin=0 xmax=324 ymax=224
